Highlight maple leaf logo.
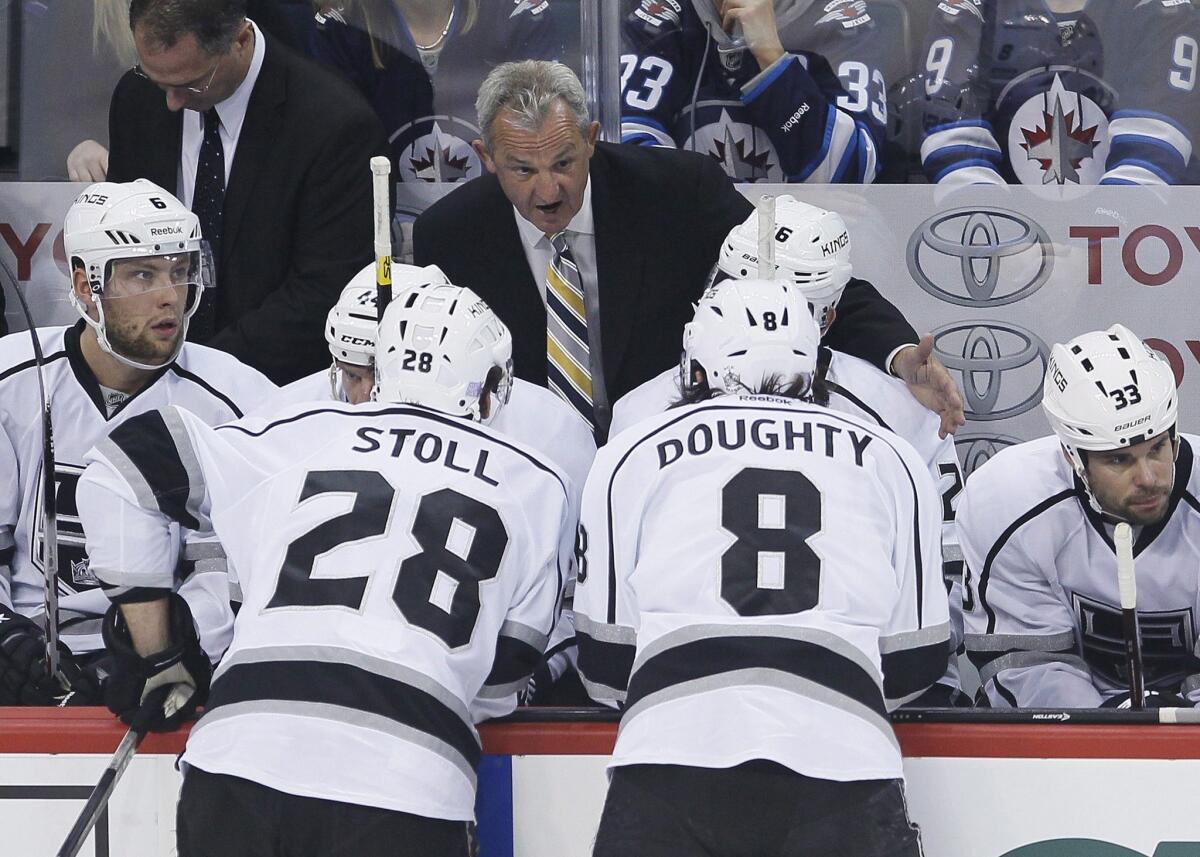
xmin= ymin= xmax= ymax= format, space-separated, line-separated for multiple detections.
xmin=1018 ymin=96 xmax=1100 ymax=185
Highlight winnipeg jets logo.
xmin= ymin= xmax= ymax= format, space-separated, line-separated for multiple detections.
xmin=1010 ymin=75 xmax=1109 ymax=186
xmin=687 ymin=109 xmax=781 ymax=182
xmin=395 ymin=117 xmax=482 ymax=184
xmin=816 ymin=1 xmax=871 ymax=27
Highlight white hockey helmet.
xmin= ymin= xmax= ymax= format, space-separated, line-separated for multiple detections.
xmin=712 ymin=195 xmax=853 ymax=335
xmin=681 ymin=278 xmax=821 ymax=397
xmin=1042 ymin=324 xmax=1179 ymax=482
xmin=63 ymin=179 xmax=211 ymax=369
xmin=373 ymin=282 xmax=513 ymax=423
xmin=325 ymin=262 xmax=451 ymax=367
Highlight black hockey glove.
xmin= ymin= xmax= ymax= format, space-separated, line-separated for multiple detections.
xmin=1101 ymin=689 xmax=1190 ymax=709
xmin=101 ymin=593 xmax=212 ymax=731
xmin=0 ymin=606 xmax=103 ymax=706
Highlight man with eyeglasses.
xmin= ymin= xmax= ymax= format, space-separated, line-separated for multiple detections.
xmin=107 ymin=0 xmax=387 ymax=385
xmin=0 ymin=180 xmax=275 ymax=707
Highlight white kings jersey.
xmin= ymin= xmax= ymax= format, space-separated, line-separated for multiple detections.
xmin=959 ymin=434 xmax=1200 ymax=708
xmin=0 ymin=323 xmax=275 ymax=656
xmin=258 ymin=374 xmax=597 ymax=505
xmin=575 ymin=395 xmax=949 ymax=781
xmin=78 ymin=401 xmax=574 ymax=820
xmin=610 ymin=347 xmax=965 ymax=651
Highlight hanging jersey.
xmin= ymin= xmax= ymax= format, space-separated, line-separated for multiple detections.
xmin=575 ymin=395 xmax=948 ymax=781
xmin=619 ymin=0 xmax=902 ymax=183
xmin=919 ymin=0 xmax=1200 ymax=186
xmin=0 ymin=322 xmax=275 ymax=655
xmin=78 ymin=401 xmax=573 ymax=819
xmin=958 ymin=435 xmax=1200 ymax=707
xmin=312 ymin=1 xmax=563 ymax=183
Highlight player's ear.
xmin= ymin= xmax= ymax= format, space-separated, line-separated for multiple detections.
xmin=72 ymin=267 xmax=98 ymax=316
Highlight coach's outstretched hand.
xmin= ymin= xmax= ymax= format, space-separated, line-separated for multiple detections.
xmin=102 ymin=594 xmax=212 ymax=731
xmin=892 ymin=334 xmax=966 ymax=438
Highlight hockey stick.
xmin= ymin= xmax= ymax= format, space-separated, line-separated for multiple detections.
xmin=890 ymin=707 xmax=1200 ymax=725
xmin=55 ymin=724 xmax=144 ymax=857
xmin=54 ymin=684 xmax=192 ymax=857
xmin=370 ymin=155 xmax=393 ymax=322
xmin=1115 ymin=522 xmax=1146 ymax=710
xmin=756 ymin=194 xmax=776 ymax=281
xmin=0 ymin=256 xmax=66 ymax=690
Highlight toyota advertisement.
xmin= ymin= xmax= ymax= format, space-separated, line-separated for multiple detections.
xmin=5 ymin=183 xmax=1199 ymax=475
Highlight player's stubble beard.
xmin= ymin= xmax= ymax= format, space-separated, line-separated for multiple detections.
xmin=102 ymin=299 xmax=186 ymax=366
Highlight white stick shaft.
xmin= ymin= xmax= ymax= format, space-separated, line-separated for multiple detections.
xmin=1115 ymin=522 xmax=1136 ymax=609
xmin=370 ymin=156 xmax=392 ymax=259
xmin=756 ymin=195 xmax=776 ymax=281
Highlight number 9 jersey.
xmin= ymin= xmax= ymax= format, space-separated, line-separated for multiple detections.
xmin=574 ymin=395 xmax=949 ymax=782
xmin=77 ymin=401 xmax=575 ymax=821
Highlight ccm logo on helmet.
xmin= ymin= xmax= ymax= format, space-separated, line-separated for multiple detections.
xmin=339 ymin=335 xmax=372 ymax=346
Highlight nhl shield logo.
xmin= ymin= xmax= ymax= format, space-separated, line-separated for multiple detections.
xmin=395 ymin=116 xmax=482 ymax=184
xmin=1009 ymin=74 xmax=1110 ymax=185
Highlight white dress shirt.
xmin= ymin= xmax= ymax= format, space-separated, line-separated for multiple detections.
xmin=178 ymin=20 xmax=266 ymax=208
xmin=512 ymin=178 xmax=612 ymax=426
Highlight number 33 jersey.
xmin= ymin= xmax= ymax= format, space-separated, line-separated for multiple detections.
xmin=574 ymin=396 xmax=949 ymax=782
xmin=78 ymin=402 xmax=574 ymax=820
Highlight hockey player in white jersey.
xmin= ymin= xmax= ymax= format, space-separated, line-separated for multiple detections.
xmin=78 ymin=281 xmax=574 ymax=856
xmin=611 ymin=196 xmax=968 ymax=704
xmin=260 ymin=259 xmax=597 ymax=703
xmin=0 ymin=180 xmax=274 ymax=706
xmin=577 ymin=279 xmax=947 ymax=857
xmin=960 ymin=325 xmax=1200 ymax=708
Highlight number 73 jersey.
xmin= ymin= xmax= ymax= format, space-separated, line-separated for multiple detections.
xmin=574 ymin=396 xmax=949 ymax=782
xmin=77 ymin=402 xmax=575 ymax=821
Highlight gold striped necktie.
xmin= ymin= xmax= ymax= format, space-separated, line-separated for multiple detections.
xmin=545 ymin=231 xmax=595 ymax=430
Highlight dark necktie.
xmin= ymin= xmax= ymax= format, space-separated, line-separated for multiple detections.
xmin=189 ymin=107 xmax=225 ymax=341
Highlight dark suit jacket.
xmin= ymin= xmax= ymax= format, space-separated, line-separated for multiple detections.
xmin=414 ymin=142 xmax=915 ymax=430
xmin=107 ymin=34 xmax=387 ymax=383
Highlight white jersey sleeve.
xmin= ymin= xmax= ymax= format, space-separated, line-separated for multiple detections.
xmin=0 ymin=420 xmax=19 ymax=611
xmin=250 ymin=369 xmax=334 ymax=416
xmin=608 ymin=368 xmax=679 ymax=440
xmin=957 ymin=438 xmax=1104 ymax=707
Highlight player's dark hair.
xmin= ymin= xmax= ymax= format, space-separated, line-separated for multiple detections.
xmin=670 ymin=370 xmax=829 ymax=408
xmin=129 ymin=0 xmax=247 ymax=55
xmin=479 ymin=365 xmax=504 ymax=421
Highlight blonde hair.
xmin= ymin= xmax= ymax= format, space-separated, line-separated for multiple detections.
xmin=93 ymin=0 xmax=138 ymax=67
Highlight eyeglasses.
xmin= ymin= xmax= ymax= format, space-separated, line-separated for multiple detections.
xmin=132 ymin=54 xmax=223 ymax=96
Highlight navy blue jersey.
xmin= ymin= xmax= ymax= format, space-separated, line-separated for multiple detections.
xmin=619 ymin=0 xmax=903 ymax=183
xmin=920 ymin=0 xmax=1200 ymax=186
xmin=311 ymin=1 xmax=564 ymax=183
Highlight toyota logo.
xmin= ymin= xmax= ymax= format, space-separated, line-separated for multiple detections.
xmin=933 ymin=321 xmax=1050 ymax=420
xmin=907 ymin=207 xmax=1053 ymax=306
xmin=953 ymin=433 xmax=1024 ymax=476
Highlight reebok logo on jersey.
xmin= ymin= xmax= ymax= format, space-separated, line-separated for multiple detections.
xmin=780 ymin=103 xmax=811 ymax=133
xmin=937 ymin=0 xmax=984 ymax=20
xmin=510 ymin=0 xmax=548 ymax=18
